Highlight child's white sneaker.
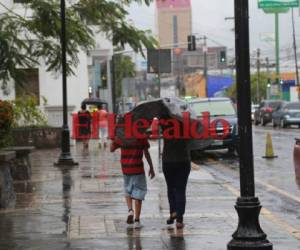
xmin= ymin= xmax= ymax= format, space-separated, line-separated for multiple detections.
xmin=134 ymin=219 xmax=143 ymax=229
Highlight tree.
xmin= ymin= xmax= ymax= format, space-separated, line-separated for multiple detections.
xmin=114 ymin=52 xmax=136 ymax=98
xmin=226 ymin=72 xmax=269 ymax=103
xmin=0 ymin=0 xmax=157 ymax=90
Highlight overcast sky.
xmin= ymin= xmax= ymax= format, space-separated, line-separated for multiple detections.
xmin=128 ymin=0 xmax=300 ymax=63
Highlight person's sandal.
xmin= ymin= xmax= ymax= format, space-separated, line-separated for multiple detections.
xmin=176 ymin=217 xmax=184 ymax=229
xmin=166 ymin=214 xmax=177 ymax=225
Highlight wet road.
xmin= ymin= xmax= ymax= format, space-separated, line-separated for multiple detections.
xmin=0 ymin=125 xmax=299 ymax=249
xmin=196 ymin=124 xmax=300 ymax=242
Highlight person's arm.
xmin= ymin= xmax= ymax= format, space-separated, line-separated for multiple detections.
xmin=110 ymin=138 xmax=121 ymax=152
xmin=144 ymin=148 xmax=155 ymax=179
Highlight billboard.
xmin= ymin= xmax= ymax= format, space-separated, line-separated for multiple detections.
xmin=147 ymin=49 xmax=172 ymax=74
xmin=258 ymin=0 xmax=299 ymax=8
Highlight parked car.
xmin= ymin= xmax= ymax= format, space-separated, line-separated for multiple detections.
xmin=272 ymin=102 xmax=300 ymax=128
xmin=251 ymin=104 xmax=259 ymax=121
xmin=188 ymin=97 xmax=239 ymax=154
xmin=254 ymin=100 xmax=284 ymax=126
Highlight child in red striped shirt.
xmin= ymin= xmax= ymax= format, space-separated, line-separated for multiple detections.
xmin=110 ymin=137 xmax=155 ymax=228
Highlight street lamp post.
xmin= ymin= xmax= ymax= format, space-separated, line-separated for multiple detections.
xmin=55 ymin=0 xmax=78 ymax=166
xmin=227 ymin=1 xmax=273 ymax=249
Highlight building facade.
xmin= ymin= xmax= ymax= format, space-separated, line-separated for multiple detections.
xmin=0 ymin=0 xmax=113 ymax=128
xmin=156 ymin=0 xmax=192 ymax=48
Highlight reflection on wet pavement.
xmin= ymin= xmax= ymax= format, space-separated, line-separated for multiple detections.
xmin=0 ymin=140 xmax=299 ymax=249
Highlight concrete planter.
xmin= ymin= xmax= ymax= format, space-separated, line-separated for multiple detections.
xmin=12 ymin=127 xmax=61 ymax=149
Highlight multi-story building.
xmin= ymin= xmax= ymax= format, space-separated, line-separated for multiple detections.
xmin=0 ymin=0 xmax=113 ymax=128
xmin=156 ymin=0 xmax=192 ymax=48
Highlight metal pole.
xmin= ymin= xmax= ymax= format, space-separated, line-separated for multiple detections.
xmin=275 ymin=12 xmax=280 ymax=97
xmin=158 ymin=49 xmax=161 ymax=98
xmin=292 ymin=8 xmax=300 ymax=100
xmin=55 ymin=0 xmax=77 ymax=166
xmin=266 ymin=57 xmax=272 ymax=99
xmin=111 ymin=54 xmax=117 ymax=113
xmin=256 ymin=48 xmax=261 ymax=103
xmin=227 ymin=1 xmax=272 ymax=249
xmin=203 ymin=36 xmax=208 ymax=97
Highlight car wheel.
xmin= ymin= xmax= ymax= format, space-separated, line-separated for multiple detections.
xmin=280 ymin=119 xmax=287 ymax=128
xmin=191 ymin=150 xmax=204 ymax=160
xmin=298 ymin=124 xmax=300 ymax=129
xmin=260 ymin=117 xmax=265 ymax=126
xmin=272 ymin=119 xmax=277 ymax=128
xmin=254 ymin=118 xmax=260 ymax=125
xmin=228 ymin=145 xmax=239 ymax=156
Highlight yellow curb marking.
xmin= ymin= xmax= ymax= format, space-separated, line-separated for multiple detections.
xmin=222 ymin=183 xmax=300 ymax=240
xmin=256 ymin=179 xmax=300 ymax=204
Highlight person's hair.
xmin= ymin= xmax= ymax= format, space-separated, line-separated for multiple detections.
xmin=98 ymin=104 xmax=106 ymax=110
xmin=81 ymin=103 xmax=87 ymax=110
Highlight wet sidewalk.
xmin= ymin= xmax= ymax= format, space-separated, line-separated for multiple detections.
xmin=0 ymin=141 xmax=299 ymax=250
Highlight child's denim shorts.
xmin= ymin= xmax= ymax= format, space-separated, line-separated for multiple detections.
xmin=123 ymin=174 xmax=147 ymax=200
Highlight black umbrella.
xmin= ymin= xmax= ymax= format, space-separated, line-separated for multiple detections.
xmin=114 ymin=97 xmax=213 ymax=149
xmin=81 ymin=97 xmax=108 ymax=106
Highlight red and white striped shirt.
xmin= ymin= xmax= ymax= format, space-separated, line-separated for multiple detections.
xmin=113 ymin=139 xmax=150 ymax=175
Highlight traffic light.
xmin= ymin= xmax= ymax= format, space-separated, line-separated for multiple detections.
xmin=188 ymin=35 xmax=196 ymax=51
xmin=219 ymin=50 xmax=226 ymax=63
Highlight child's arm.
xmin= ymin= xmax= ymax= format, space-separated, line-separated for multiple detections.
xmin=110 ymin=138 xmax=120 ymax=152
xmin=144 ymin=148 xmax=155 ymax=179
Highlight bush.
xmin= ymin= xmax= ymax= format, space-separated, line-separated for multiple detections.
xmin=12 ymin=95 xmax=47 ymax=128
xmin=0 ymin=100 xmax=13 ymax=148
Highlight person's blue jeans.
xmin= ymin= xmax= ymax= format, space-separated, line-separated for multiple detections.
xmin=162 ymin=161 xmax=191 ymax=220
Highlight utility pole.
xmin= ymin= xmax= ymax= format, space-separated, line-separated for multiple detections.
xmin=275 ymin=12 xmax=280 ymax=97
xmin=256 ymin=48 xmax=261 ymax=103
xmin=292 ymin=8 xmax=300 ymax=100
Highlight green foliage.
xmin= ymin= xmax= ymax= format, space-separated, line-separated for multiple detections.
xmin=0 ymin=100 xmax=13 ymax=148
xmin=226 ymin=72 xmax=270 ymax=103
xmin=0 ymin=0 xmax=157 ymax=89
xmin=12 ymin=95 xmax=47 ymax=128
xmin=114 ymin=52 xmax=136 ymax=97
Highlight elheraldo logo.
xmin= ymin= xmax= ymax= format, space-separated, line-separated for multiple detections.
xmin=108 ymin=112 xmax=231 ymax=140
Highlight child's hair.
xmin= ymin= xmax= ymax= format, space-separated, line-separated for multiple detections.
xmin=81 ymin=103 xmax=87 ymax=110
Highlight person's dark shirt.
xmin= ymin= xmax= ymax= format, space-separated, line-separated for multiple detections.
xmin=162 ymin=138 xmax=190 ymax=163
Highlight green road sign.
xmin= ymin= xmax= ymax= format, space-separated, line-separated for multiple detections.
xmin=263 ymin=7 xmax=289 ymax=13
xmin=258 ymin=0 xmax=299 ymax=9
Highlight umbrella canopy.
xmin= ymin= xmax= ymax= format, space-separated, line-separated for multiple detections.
xmin=114 ymin=97 xmax=212 ymax=150
xmin=81 ymin=97 xmax=108 ymax=106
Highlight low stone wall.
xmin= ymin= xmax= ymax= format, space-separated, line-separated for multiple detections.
xmin=0 ymin=151 xmax=16 ymax=208
xmin=12 ymin=127 xmax=61 ymax=149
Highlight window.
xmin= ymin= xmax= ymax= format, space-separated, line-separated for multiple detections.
xmin=15 ymin=69 xmax=40 ymax=105
xmin=173 ymin=15 xmax=178 ymax=45
xmin=190 ymin=100 xmax=236 ymax=116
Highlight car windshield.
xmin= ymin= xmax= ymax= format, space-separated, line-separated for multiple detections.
xmin=285 ymin=102 xmax=300 ymax=110
xmin=190 ymin=100 xmax=236 ymax=116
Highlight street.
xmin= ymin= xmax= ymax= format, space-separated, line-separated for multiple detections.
xmin=0 ymin=125 xmax=299 ymax=250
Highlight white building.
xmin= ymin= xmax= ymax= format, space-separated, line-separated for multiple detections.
xmin=0 ymin=0 xmax=113 ymax=128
